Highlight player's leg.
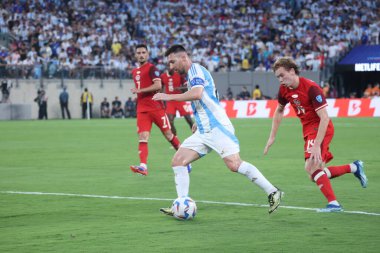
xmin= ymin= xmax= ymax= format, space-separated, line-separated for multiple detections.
xmin=167 ymin=113 xmax=177 ymax=136
xmin=323 ymin=161 xmax=367 ymax=188
xmin=183 ymin=115 xmax=194 ymax=130
xmin=304 ymin=133 xmax=342 ymax=212
xmin=319 ymin=132 xmax=367 ymax=185
xmin=171 ymin=147 xmax=201 ymax=198
xmin=204 ymin=125 xmax=282 ymax=213
xmin=306 ymin=159 xmax=342 ymax=212
xmin=177 ymin=101 xmax=194 ymax=130
xmin=165 ymin=101 xmax=177 ymax=136
xmin=223 ymin=153 xmax=283 ymax=214
xmin=130 ymin=112 xmax=152 ymax=175
xmin=160 ymin=134 xmax=206 ymax=216
xmin=152 ymin=110 xmax=181 ymax=150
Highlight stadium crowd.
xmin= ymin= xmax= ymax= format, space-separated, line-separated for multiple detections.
xmin=0 ymin=0 xmax=379 ymax=79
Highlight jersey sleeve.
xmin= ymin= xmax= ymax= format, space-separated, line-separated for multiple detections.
xmin=149 ymin=65 xmax=161 ymax=81
xmin=277 ymin=89 xmax=288 ymax=106
xmin=308 ymin=85 xmax=328 ymax=111
xmin=160 ymin=73 xmax=166 ymax=85
xmin=188 ymin=76 xmax=205 ymax=88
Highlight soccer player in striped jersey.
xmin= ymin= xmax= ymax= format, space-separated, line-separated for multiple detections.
xmin=153 ymin=45 xmax=283 ymax=216
xmin=264 ymin=57 xmax=367 ymax=213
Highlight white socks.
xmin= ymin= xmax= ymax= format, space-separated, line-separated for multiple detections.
xmin=173 ymin=166 xmax=189 ymax=197
xmin=350 ymin=163 xmax=357 ymax=173
xmin=237 ymin=161 xmax=277 ymax=195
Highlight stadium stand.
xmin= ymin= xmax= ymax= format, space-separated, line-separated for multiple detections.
xmin=0 ymin=0 xmax=378 ymax=80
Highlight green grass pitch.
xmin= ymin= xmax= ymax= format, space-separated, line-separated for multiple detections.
xmin=0 ymin=118 xmax=379 ymax=252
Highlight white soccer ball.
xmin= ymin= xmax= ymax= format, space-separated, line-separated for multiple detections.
xmin=171 ymin=196 xmax=197 ymax=220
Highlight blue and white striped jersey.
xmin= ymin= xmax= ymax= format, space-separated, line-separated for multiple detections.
xmin=187 ymin=63 xmax=233 ymax=133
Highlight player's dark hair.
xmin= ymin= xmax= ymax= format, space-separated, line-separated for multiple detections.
xmin=272 ymin=57 xmax=300 ymax=75
xmin=135 ymin=44 xmax=148 ymax=51
xmin=165 ymin=44 xmax=187 ymax=57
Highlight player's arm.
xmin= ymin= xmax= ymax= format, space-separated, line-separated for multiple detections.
xmin=152 ymin=86 xmax=203 ymax=102
xmin=131 ymin=78 xmax=162 ymax=94
xmin=264 ymin=103 xmax=285 ymax=155
xmin=309 ymin=107 xmax=330 ymax=163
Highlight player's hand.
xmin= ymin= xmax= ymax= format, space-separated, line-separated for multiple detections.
xmin=131 ymin=88 xmax=138 ymax=94
xmin=309 ymin=144 xmax=322 ymax=164
xmin=191 ymin=123 xmax=197 ymax=133
xmin=152 ymin=93 xmax=171 ymax=101
xmin=263 ymin=137 xmax=275 ymax=155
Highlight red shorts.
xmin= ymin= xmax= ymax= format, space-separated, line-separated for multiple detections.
xmin=303 ymin=128 xmax=334 ymax=163
xmin=137 ymin=110 xmax=171 ymax=133
xmin=165 ymin=101 xmax=191 ymax=116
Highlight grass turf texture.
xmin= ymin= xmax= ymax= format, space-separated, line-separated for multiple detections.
xmin=0 ymin=118 xmax=379 ymax=252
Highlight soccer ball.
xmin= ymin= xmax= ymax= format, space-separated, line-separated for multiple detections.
xmin=171 ymin=196 xmax=197 ymax=220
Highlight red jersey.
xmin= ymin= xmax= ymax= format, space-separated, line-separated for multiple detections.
xmin=132 ymin=62 xmax=164 ymax=113
xmin=278 ymin=77 xmax=333 ymax=136
xmin=160 ymin=71 xmax=187 ymax=95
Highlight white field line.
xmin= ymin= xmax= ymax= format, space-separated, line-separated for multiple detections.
xmin=1 ymin=190 xmax=379 ymax=216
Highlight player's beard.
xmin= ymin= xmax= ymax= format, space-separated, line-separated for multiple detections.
xmin=177 ymin=66 xmax=186 ymax=75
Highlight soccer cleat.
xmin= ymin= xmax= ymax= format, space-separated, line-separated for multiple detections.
xmin=187 ymin=164 xmax=192 ymax=173
xmin=160 ymin=207 xmax=174 ymax=216
xmin=317 ymin=204 xmax=343 ymax=213
xmin=268 ymin=190 xmax=284 ymax=214
xmin=353 ymin=160 xmax=367 ymax=188
xmin=130 ymin=165 xmax=148 ymax=176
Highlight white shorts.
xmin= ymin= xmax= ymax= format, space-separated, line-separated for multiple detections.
xmin=181 ymin=124 xmax=240 ymax=158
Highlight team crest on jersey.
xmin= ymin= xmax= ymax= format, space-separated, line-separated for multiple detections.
xmin=293 ymin=99 xmax=305 ymax=115
xmin=316 ymin=95 xmax=322 ymax=103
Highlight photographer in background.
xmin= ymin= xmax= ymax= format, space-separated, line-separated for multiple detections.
xmin=1 ymin=79 xmax=12 ymax=103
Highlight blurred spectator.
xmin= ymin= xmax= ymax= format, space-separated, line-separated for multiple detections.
xmin=252 ymin=85 xmax=263 ymax=100
xmin=372 ymin=83 xmax=380 ymax=97
xmin=111 ymin=96 xmax=124 ymax=118
xmin=254 ymin=63 xmax=266 ymax=72
xmin=1 ymin=79 xmax=12 ymax=103
xmin=34 ymin=89 xmax=48 ymax=120
xmin=226 ymin=87 xmax=234 ymax=101
xmin=237 ymin=86 xmax=251 ymax=100
xmin=80 ymin=88 xmax=93 ymax=119
xmin=59 ymin=87 xmax=71 ymax=119
xmin=100 ymin=97 xmax=110 ymax=118
xmin=363 ymin=84 xmax=373 ymax=98
xmin=124 ymin=97 xmax=136 ymax=118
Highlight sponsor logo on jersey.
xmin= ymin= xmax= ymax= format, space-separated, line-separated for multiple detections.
xmin=316 ymin=95 xmax=322 ymax=103
xmin=291 ymin=94 xmax=298 ymax=98
xmin=154 ymin=71 xmax=160 ymax=77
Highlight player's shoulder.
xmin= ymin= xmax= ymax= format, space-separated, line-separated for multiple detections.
xmin=188 ymin=63 xmax=207 ymax=78
xmin=300 ymin=76 xmax=319 ymax=88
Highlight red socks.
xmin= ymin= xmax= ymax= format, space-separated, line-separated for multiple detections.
xmin=324 ymin=165 xmax=351 ymax=179
xmin=169 ymin=135 xmax=181 ymax=150
xmin=312 ymin=169 xmax=337 ymax=203
xmin=138 ymin=141 xmax=148 ymax=164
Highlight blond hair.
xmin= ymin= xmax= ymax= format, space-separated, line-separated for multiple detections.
xmin=272 ymin=57 xmax=300 ymax=75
